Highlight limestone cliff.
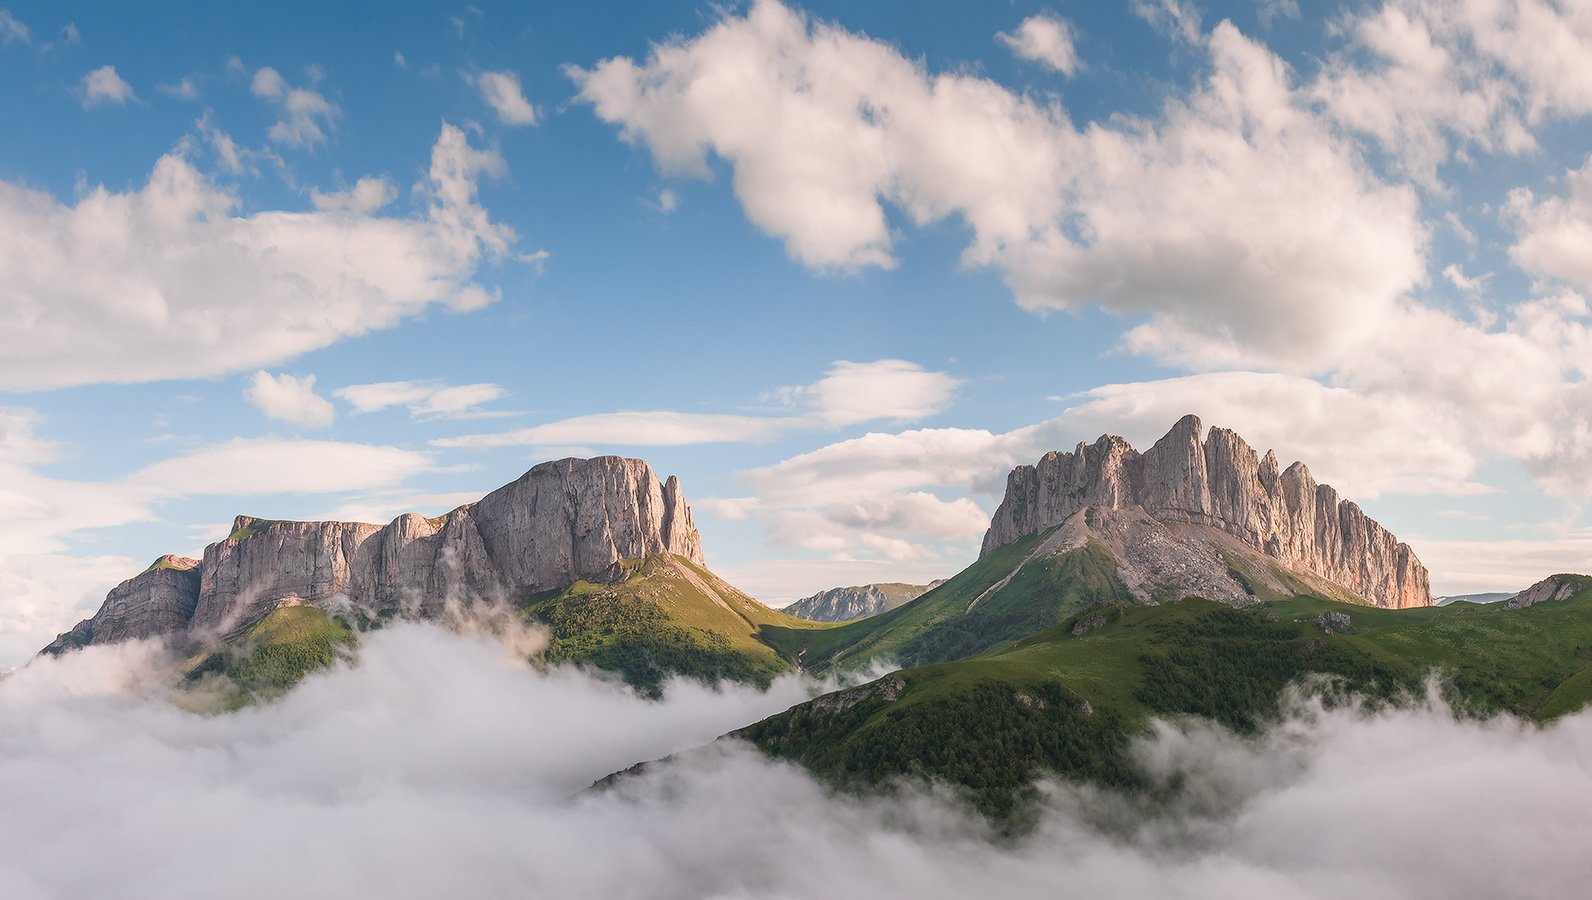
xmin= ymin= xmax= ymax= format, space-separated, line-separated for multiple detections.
xmin=982 ymin=415 xmax=1431 ymax=609
xmin=46 ymin=456 xmax=706 ymax=651
xmin=783 ymin=581 xmax=942 ymax=623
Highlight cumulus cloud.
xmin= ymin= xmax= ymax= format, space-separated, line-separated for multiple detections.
xmin=570 ymin=1 xmax=1424 ymax=370
xmin=471 ymin=69 xmax=537 ymax=125
xmin=78 ymin=65 xmax=134 ymax=107
xmin=997 ymin=14 xmax=1080 ymax=75
xmin=157 ymin=75 xmax=200 ymax=100
xmin=250 ymin=65 xmax=337 ymax=148
xmin=1508 ymin=153 xmax=1592 ymax=293
xmin=244 ymin=371 xmax=335 ymax=428
xmin=440 ymin=359 xmax=958 ymax=450
xmin=1313 ymin=0 xmax=1592 ymax=185
xmin=2 ymin=629 xmax=1590 ymax=898
xmin=1406 ymin=531 xmax=1592 ymax=595
xmin=336 ymin=379 xmax=507 ymax=419
xmin=0 ymin=122 xmax=515 ymax=390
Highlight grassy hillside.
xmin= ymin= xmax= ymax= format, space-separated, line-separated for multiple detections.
xmin=742 ymin=580 xmax=1592 ymax=817
xmin=522 ymin=553 xmax=821 ymax=696
xmin=184 ymin=605 xmax=356 ymax=708
xmin=760 ymin=532 xmax=1131 ymax=673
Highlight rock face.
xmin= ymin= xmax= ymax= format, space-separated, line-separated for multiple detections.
xmin=783 ymin=581 xmax=941 ymax=623
xmin=1503 ymin=574 xmax=1588 ymax=611
xmin=982 ymin=415 xmax=1431 ymax=609
xmin=43 ymin=557 xmax=202 ymax=655
xmin=46 ymin=457 xmax=706 ymax=651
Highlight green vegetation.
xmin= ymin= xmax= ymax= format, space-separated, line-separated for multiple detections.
xmin=760 ymin=533 xmax=1128 ymax=673
xmin=745 ymin=579 xmax=1592 ymax=818
xmin=184 ymin=605 xmax=356 ymax=708
xmin=141 ymin=554 xmax=196 ymax=575
xmin=521 ymin=554 xmax=819 ymax=697
xmin=226 ymin=519 xmax=280 ymax=541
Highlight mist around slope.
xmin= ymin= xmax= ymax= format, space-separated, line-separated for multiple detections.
xmin=1 ymin=622 xmax=1589 ymax=899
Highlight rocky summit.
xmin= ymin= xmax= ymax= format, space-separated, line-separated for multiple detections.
xmin=783 ymin=581 xmax=943 ymax=623
xmin=45 ymin=456 xmax=704 ymax=654
xmin=982 ymin=415 xmax=1431 ymax=609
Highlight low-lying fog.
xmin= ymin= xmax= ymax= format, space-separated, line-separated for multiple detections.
xmin=2 ymin=622 xmax=1588 ymax=899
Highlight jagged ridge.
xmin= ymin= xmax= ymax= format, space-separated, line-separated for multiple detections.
xmin=982 ymin=415 xmax=1430 ymax=609
xmin=46 ymin=456 xmax=705 ymax=653
xmin=783 ymin=582 xmax=941 ymax=623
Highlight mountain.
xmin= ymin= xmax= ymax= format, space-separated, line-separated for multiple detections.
xmin=1436 ymin=591 xmax=1514 ymax=606
xmin=741 ymin=575 xmax=1592 ymax=817
xmin=42 ymin=456 xmax=811 ymax=695
xmin=782 ymin=581 xmax=941 ymax=622
xmin=761 ymin=415 xmax=1430 ymax=675
xmin=983 ymin=414 xmax=1429 ymax=609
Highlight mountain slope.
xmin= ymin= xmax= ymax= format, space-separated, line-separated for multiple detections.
xmin=782 ymin=582 xmax=937 ymax=622
xmin=524 ymin=553 xmax=816 ymax=695
xmin=742 ymin=576 xmax=1592 ymax=817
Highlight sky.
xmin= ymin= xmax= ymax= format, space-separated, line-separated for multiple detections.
xmin=2 ymin=0 xmax=1592 ymax=663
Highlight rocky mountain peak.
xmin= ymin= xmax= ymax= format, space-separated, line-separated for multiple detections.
xmin=983 ymin=415 xmax=1431 ymax=609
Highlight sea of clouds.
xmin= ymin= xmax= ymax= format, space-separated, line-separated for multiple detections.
xmin=2 ymin=623 xmax=1589 ymax=899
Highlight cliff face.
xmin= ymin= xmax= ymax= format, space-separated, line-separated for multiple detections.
xmin=783 ymin=581 xmax=940 ymax=623
xmin=48 ymin=456 xmax=707 ymax=650
xmin=983 ymin=415 xmax=1431 ymax=609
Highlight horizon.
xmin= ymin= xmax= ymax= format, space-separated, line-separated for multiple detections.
xmin=3 ymin=0 xmax=1592 ymax=665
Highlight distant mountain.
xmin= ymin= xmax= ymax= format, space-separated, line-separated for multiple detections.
xmin=1435 ymin=591 xmax=1514 ymax=606
xmin=782 ymin=581 xmax=943 ymax=622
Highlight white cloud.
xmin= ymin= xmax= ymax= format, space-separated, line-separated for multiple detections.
xmin=1131 ymin=0 xmax=1203 ymax=43
xmin=309 ymin=176 xmax=397 ymax=214
xmin=0 ymin=553 xmax=135 ymax=665
xmin=771 ymin=359 xmax=959 ymax=427
xmin=0 ymin=9 xmax=29 ymax=45
xmin=441 ymin=359 xmax=957 ymax=450
xmin=1311 ymin=0 xmax=1592 ymax=185
xmin=394 ymin=50 xmax=408 ymax=70
xmin=1508 ymin=153 xmax=1592 ymax=293
xmin=79 ymin=65 xmax=134 ymax=107
xmin=3 ymin=629 xmax=1592 ymax=896
xmin=251 ymin=66 xmax=337 ymax=148
xmin=337 ymin=379 xmax=507 ymax=419
xmin=1257 ymin=0 xmax=1301 ymax=29
xmin=1442 ymin=263 xmax=1491 ymax=295
xmin=250 ymin=65 xmax=285 ymax=99
xmin=571 ymin=1 xmax=1424 ymax=370
xmin=0 ymin=123 xmax=514 ymax=390
xmin=127 ymin=439 xmax=431 ymax=498
xmin=315 ymin=491 xmax=487 ymax=526
xmin=997 ymin=14 xmax=1080 ymax=75
xmin=157 ymin=75 xmax=200 ymax=100
xmin=471 ymin=70 xmax=537 ymax=126
xmin=244 ymin=371 xmax=336 ymax=429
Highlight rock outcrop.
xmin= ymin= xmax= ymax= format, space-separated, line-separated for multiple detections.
xmin=982 ymin=415 xmax=1431 ymax=609
xmin=46 ymin=456 xmax=706 ymax=652
xmin=783 ymin=581 xmax=941 ymax=623
xmin=1503 ymin=574 xmax=1588 ymax=611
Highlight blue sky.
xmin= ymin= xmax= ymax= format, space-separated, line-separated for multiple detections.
xmin=2 ymin=0 xmax=1591 ymax=663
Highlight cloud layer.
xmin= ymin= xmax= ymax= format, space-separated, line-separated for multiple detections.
xmin=1 ymin=627 xmax=1589 ymax=898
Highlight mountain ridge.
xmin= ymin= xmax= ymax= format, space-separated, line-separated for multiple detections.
xmin=983 ymin=414 xmax=1430 ymax=608
xmin=45 ymin=456 xmax=707 ymax=655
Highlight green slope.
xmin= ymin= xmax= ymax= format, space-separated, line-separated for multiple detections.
xmin=742 ymin=580 xmax=1592 ymax=817
xmin=761 ymin=531 xmax=1129 ymax=673
xmin=522 ymin=553 xmax=821 ymax=696
xmin=184 ymin=605 xmax=356 ymax=708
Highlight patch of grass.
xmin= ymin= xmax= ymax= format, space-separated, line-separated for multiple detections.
xmin=184 ymin=605 xmax=356 ymax=707
xmin=522 ymin=553 xmax=819 ymax=697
